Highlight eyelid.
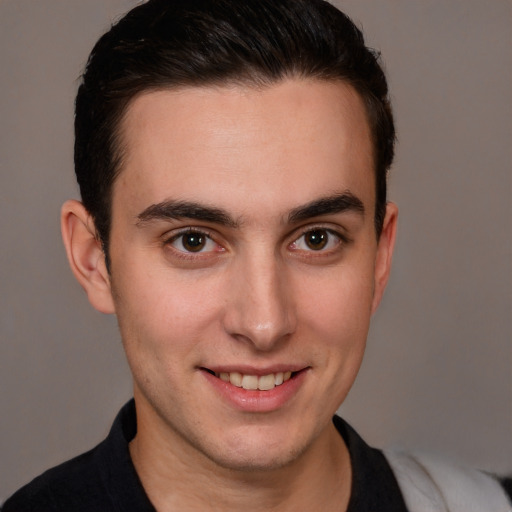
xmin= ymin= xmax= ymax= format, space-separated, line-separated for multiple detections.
xmin=161 ymin=223 xmax=349 ymax=261
xmin=163 ymin=226 xmax=225 ymax=255
xmin=164 ymin=226 xmax=213 ymax=241
xmin=292 ymin=223 xmax=350 ymax=243
xmin=288 ymin=224 xmax=350 ymax=254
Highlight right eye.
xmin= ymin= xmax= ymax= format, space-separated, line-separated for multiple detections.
xmin=169 ymin=230 xmax=219 ymax=253
xmin=289 ymin=228 xmax=343 ymax=253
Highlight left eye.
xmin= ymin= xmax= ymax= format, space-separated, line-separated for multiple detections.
xmin=170 ymin=231 xmax=218 ymax=253
xmin=290 ymin=229 xmax=341 ymax=252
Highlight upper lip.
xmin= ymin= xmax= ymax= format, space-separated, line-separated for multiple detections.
xmin=200 ymin=364 xmax=309 ymax=376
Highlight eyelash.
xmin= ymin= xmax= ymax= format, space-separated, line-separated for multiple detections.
xmin=163 ymin=225 xmax=349 ymax=260
xmin=288 ymin=227 xmax=348 ymax=256
xmin=164 ymin=228 xmax=224 ymax=260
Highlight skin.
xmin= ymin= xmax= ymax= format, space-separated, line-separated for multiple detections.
xmin=61 ymin=79 xmax=397 ymax=511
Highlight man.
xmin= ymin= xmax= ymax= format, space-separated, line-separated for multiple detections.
xmin=3 ymin=0 xmax=511 ymax=510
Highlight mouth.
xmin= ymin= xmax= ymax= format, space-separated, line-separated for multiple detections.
xmin=200 ymin=366 xmax=309 ymax=412
xmin=201 ymin=369 xmax=301 ymax=391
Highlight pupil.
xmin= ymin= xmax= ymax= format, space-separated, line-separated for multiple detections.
xmin=306 ymin=230 xmax=327 ymax=250
xmin=183 ymin=233 xmax=205 ymax=252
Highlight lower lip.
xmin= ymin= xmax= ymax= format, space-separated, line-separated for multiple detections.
xmin=201 ymin=369 xmax=308 ymax=413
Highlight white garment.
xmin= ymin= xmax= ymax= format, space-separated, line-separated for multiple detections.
xmin=384 ymin=449 xmax=512 ymax=512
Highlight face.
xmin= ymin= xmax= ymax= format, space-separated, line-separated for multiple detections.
xmin=105 ymin=80 xmax=396 ymax=471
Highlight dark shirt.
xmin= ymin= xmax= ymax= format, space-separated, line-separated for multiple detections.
xmin=3 ymin=399 xmax=408 ymax=511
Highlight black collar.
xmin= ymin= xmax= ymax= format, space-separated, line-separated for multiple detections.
xmin=333 ymin=415 xmax=408 ymax=511
xmin=101 ymin=400 xmax=408 ymax=511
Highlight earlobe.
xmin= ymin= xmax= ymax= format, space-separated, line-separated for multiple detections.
xmin=61 ymin=200 xmax=115 ymax=314
xmin=371 ymin=202 xmax=398 ymax=315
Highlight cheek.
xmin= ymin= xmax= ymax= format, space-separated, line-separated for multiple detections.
xmin=111 ymin=262 xmax=226 ymax=359
xmin=299 ymin=266 xmax=375 ymax=342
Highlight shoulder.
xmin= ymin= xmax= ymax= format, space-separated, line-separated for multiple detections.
xmin=332 ymin=416 xmax=410 ymax=511
xmin=2 ymin=446 xmax=106 ymax=512
xmin=384 ymin=449 xmax=512 ymax=512
xmin=2 ymin=400 xmax=138 ymax=512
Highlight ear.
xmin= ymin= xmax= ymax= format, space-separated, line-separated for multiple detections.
xmin=61 ymin=200 xmax=115 ymax=314
xmin=371 ymin=202 xmax=398 ymax=314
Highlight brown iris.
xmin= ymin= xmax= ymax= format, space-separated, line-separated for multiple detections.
xmin=182 ymin=232 xmax=206 ymax=252
xmin=305 ymin=230 xmax=328 ymax=250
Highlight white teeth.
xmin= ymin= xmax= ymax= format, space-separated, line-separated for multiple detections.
xmin=258 ymin=374 xmax=276 ymax=391
xmin=229 ymin=372 xmax=242 ymax=387
xmin=217 ymin=370 xmax=294 ymax=390
xmin=241 ymin=374 xmax=258 ymax=390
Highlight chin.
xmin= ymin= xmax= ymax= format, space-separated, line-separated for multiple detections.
xmin=207 ymin=445 xmax=304 ymax=473
xmin=196 ymin=425 xmax=311 ymax=473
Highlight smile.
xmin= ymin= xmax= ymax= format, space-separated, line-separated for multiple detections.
xmin=201 ymin=367 xmax=308 ymax=412
xmin=216 ymin=371 xmax=293 ymax=391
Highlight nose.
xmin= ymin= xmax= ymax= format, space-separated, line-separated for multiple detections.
xmin=222 ymin=252 xmax=297 ymax=352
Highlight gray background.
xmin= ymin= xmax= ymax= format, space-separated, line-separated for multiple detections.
xmin=1 ymin=0 xmax=510 ymax=501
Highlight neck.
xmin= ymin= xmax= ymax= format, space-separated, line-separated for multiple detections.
xmin=130 ymin=400 xmax=352 ymax=512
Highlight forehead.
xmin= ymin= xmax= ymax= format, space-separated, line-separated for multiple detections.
xmin=114 ymin=79 xmax=375 ymax=218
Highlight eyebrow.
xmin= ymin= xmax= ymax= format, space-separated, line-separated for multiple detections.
xmin=136 ymin=200 xmax=239 ymax=228
xmin=136 ymin=191 xmax=365 ymax=228
xmin=287 ymin=191 xmax=365 ymax=224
